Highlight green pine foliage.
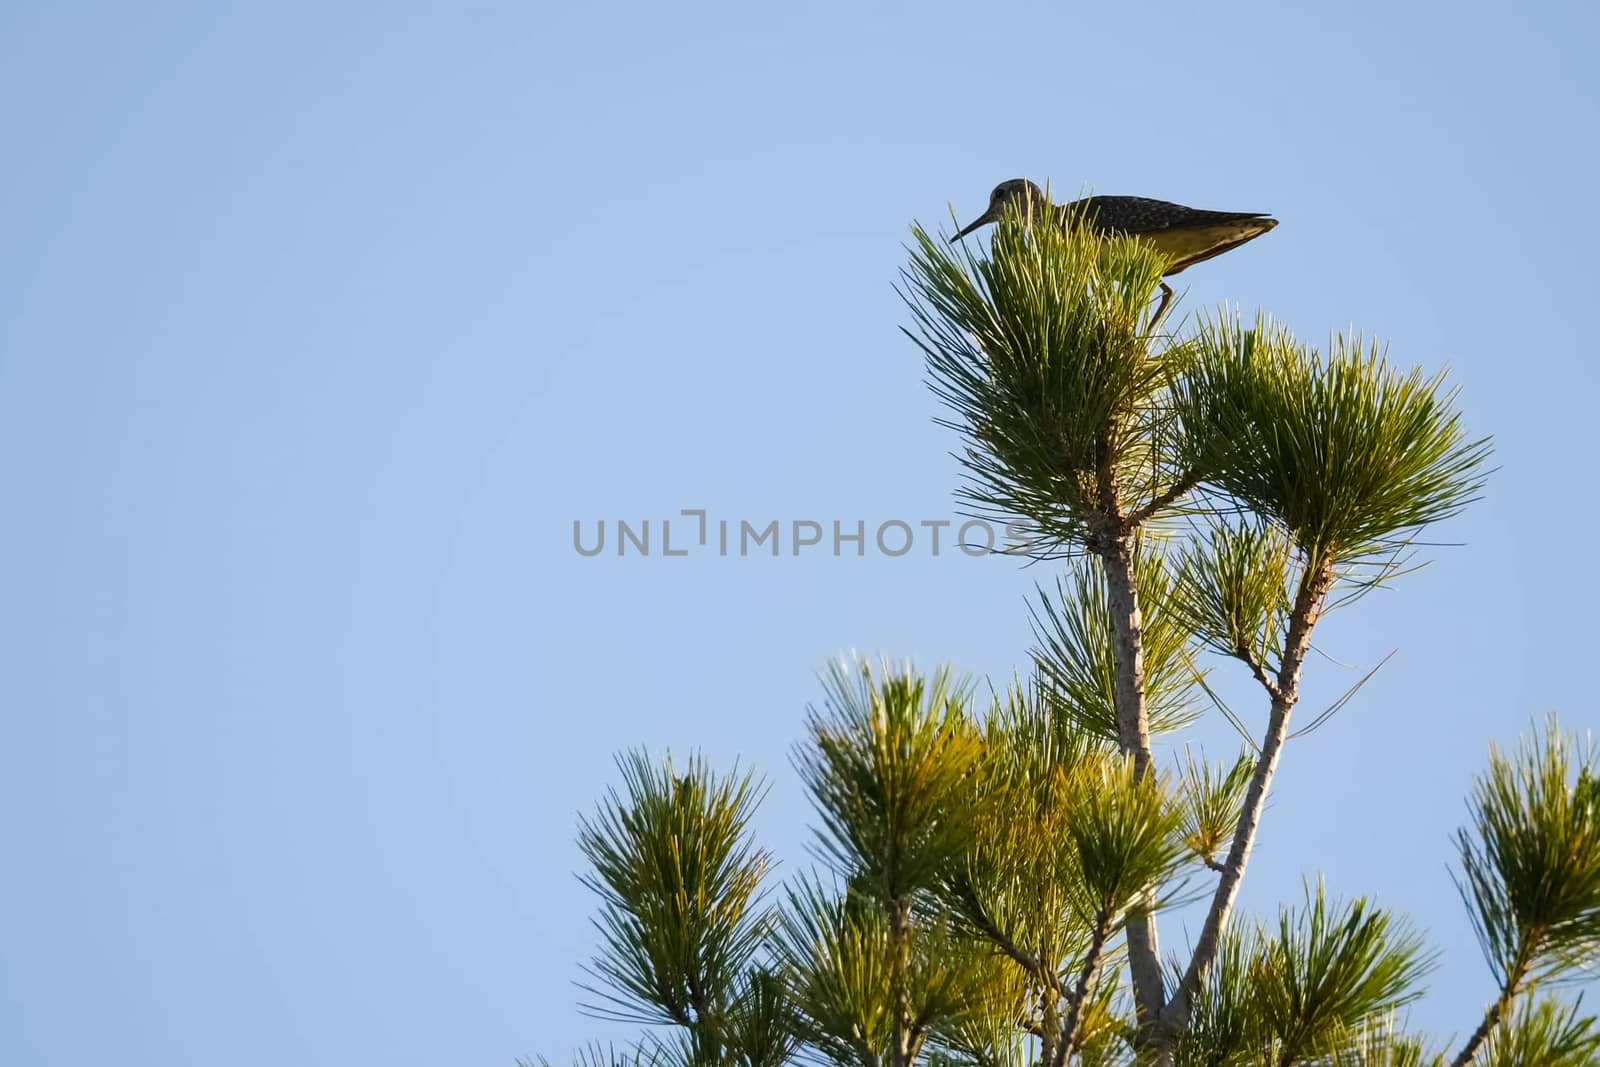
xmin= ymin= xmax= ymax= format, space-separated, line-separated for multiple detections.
xmin=1476 ymin=996 xmax=1600 ymax=1067
xmin=900 ymin=201 xmax=1180 ymax=545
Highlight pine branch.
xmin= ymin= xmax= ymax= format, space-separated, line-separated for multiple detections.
xmin=1054 ymin=908 xmax=1114 ymax=1067
xmin=1449 ymin=970 xmax=1524 ymax=1067
xmin=1162 ymin=556 xmax=1337 ymax=1038
xmin=1235 ymin=641 xmax=1280 ymax=701
xmin=1469 ymin=994 xmax=1600 ymax=1067
xmin=959 ymin=892 xmax=1047 ymax=976
xmin=1125 ymin=469 xmax=1201 ymax=528
xmin=1449 ymin=720 xmax=1600 ymax=1065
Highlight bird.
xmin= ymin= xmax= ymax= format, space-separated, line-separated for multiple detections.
xmin=951 ymin=178 xmax=1277 ymax=326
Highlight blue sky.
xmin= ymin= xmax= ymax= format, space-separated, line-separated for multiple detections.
xmin=2 ymin=2 xmax=1597 ymax=1063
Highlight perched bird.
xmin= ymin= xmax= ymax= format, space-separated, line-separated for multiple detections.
xmin=952 ymin=178 xmax=1277 ymax=325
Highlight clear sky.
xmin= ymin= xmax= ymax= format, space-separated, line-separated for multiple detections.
xmin=2 ymin=1 xmax=1597 ymax=1063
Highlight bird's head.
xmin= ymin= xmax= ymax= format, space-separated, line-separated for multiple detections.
xmin=951 ymin=178 xmax=1047 ymax=241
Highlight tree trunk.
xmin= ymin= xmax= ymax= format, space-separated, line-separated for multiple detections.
xmin=1098 ymin=535 xmax=1167 ymax=1048
xmin=890 ymin=896 xmax=913 ymax=1067
xmin=1100 ymin=535 xmax=1152 ymax=776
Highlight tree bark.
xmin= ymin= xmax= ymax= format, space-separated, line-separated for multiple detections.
xmin=1100 ymin=535 xmax=1153 ymax=776
xmin=1098 ymin=534 xmax=1167 ymax=1047
xmin=1040 ymin=993 xmax=1061 ymax=1067
xmin=890 ymin=896 xmax=913 ymax=1067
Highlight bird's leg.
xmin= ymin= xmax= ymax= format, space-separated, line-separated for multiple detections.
xmin=1150 ymin=282 xmax=1174 ymax=332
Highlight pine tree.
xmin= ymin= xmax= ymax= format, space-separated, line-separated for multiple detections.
xmin=536 ymin=196 xmax=1600 ymax=1067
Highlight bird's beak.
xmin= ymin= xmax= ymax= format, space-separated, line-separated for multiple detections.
xmin=950 ymin=210 xmax=996 ymax=242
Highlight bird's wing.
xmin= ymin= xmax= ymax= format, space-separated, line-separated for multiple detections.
xmin=1069 ymin=195 xmax=1272 ymax=235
